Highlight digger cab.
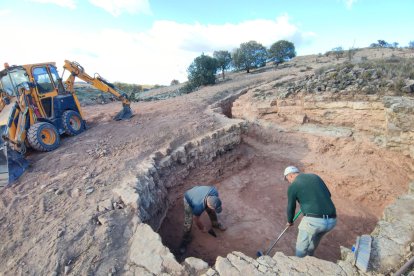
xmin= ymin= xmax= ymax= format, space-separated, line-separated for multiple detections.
xmin=0 ymin=62 xmax=86 ymax=186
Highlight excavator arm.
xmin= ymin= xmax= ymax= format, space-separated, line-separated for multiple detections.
xmin=62 ymin=60 xmax=133 ymax=121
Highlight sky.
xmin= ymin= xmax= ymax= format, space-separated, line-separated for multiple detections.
xmin=0 ymin=0 xmax=413 ymax=85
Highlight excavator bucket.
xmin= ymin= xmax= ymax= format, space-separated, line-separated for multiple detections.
xmin=0 ymin=144 xmax=8 ymax=186
xmin=113 ymin=105 xmax=133 ymax=121
xmin=0 ymin=142 xmax=29 ymax=187
xmin=0 ymin=98 xmax=29 ymax=186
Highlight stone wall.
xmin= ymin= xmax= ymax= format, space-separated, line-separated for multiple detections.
xmin=113 ymin=122 xmax=245 ymax=230
xmin=369 ymin=181 xmax=414 ymax=274
xmin=116 ymin=180 xmax=414 ymax=275
xmin=233 ymin=89 xmax=414 ymax=159
xmin=111 ymin=92 xmax=414 ymax=275
xmin=383 ymin=96 xmax=414 ymax=158
xmin=232 ymin=87 xmax=414 ymax=274
xmin=118 ymin=182 xmax=414 ymax=276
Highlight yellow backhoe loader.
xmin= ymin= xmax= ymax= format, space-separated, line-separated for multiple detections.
xmin=0 ymin=60 xmax=133 ymax=186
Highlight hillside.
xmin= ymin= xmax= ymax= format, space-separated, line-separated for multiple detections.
xmin=1 ymin=47 xmax=414 ymax=275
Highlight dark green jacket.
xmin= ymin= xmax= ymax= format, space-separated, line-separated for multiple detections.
xmin=287 ymin=173 xmax=336 ymax=223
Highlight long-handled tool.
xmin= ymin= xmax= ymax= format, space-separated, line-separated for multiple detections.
xmin=257 ymin=210 xmax=302 ymax=257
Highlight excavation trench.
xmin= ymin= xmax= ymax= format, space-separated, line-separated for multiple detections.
xmin=158 ymin=124 xmax=379 ymax=265
xmin=150 ymin=96 xmax=411 ymax=267
xmin=157 ymin=126 xmax=304 ymax=265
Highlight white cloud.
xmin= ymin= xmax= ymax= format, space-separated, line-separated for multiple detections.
xmin=148 ymin=14 xmax=313 ymax=54
xmin=88 ymin=0 xmax=151 ymax=17
xmin=28 ymin=0 xmax=76 ymax=9
xmin=344 ymin=0 xmax=357 ymax=9
xmin=0 ymin=15 xmax=311 ymax=85
xmin=0 ymin=9 xmax=11 ymax=16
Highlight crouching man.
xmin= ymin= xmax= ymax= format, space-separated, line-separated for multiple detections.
xmin=179 ymin=185 xmax=226 ymax=254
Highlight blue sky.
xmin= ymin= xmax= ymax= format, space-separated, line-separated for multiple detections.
xmin=0 ymin=0 xmax=412 ymax=85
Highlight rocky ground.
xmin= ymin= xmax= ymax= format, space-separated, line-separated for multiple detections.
xmin=0 ymin=47 xmax=414 ymax=275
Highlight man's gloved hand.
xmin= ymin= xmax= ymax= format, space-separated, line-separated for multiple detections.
xmin=208 ymin=228 xmax=217 ymax=237
xmin=286 ymin=222 xmax=294 ymax=227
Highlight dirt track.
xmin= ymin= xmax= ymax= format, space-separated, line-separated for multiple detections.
xmin=1 ymin=49 xmax=413 ymax=274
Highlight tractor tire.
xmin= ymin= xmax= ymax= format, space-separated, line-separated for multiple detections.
xmin=27 ymin=122 xmax=60 ymax=152
xmin=62 ymin=110 xmax=84 ymax=136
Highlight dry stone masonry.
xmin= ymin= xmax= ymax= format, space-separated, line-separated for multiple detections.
xmin=109 ymin=90 xmax=414 ymax=275
xmin=113 ymin=122 xmax=245 ymax=231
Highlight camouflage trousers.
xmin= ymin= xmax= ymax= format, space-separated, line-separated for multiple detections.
xmin=182 ymin=197 xmax=219 ymax=244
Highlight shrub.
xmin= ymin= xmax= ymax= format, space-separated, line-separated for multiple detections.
xmin=394 ymin=78 xmax=405 ymax=94
xmin=332 ymin=47 xmax=344 ymax=59
xmin=315 ymin=65 xmax=331 ymax=76
xmin=347 ymin=47 xmax=358 ymax=61
xmin=179 ymin=82 xmax=198 ymax=94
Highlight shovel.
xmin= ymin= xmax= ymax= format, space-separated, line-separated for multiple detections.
xmin=257 ymin=210 xmax=302 ymax=257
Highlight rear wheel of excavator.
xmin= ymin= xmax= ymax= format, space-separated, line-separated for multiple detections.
xmin=62 ymin=110 xmax=85 ymax=136
xmin=28 ymin=122 xmax=60 ymax=152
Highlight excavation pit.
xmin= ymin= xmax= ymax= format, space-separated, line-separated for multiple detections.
xmin=158 ymin=124 xmax=411 ymax=265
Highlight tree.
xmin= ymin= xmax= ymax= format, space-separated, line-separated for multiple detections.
xmin=409 ymin=41 xmax=414 ymax=49
xmin=187 ymin=53 xmax=219 ymax=88
xmin=268 ymin=40 xmax=296 ymax=64
xmin=213 ymin=50 xmax=232 ymax=80
xmin=377 ymin=40 xmax=388 ymax=47
xmin=370 ymin=40 xmax=389 ymax=48
xmin=170 ymin=79 xmax=180 ymax=86
xmin=232 ymin=40 xmax=267 ymax=73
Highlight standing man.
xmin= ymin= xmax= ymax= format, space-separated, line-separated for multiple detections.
xmin=179 ymin=185 xmax=226 ymax=254
xmin=284 ymin=166 xmax=337 ymax=258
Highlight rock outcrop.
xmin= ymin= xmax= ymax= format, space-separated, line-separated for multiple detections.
xmin=233 ymin=78 xmax=414 ymax=159
xmin=231 ymin=68 xmax=414 ymax=274
xmin=370 ymin=181 xmax=414 ymax=274
xmin=383 ymin=96 xmax=414 ymax=158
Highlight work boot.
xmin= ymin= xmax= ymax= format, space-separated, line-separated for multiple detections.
xmin=179 ymin=234 xmax=191 ymax=255
xmin=213 ymin=222 xmax=227 ymax=231
xmin=179 ymin=239 xmax=189 ymax=254
xmin=179 ymin=244 xmax=187 ymax=255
